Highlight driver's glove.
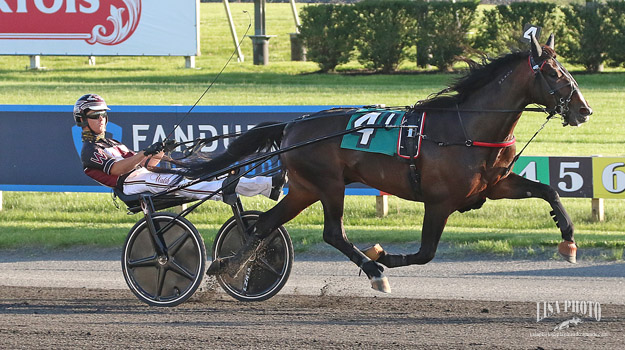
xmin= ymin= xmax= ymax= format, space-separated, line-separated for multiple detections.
xmin=143 ymin=141 xmax=164 ymax=156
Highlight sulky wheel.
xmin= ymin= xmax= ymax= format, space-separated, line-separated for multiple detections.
xmin=122 ymin=213 xmax=206 ymax=307
xmin=213 ymin=210 xmax=293 ymax=302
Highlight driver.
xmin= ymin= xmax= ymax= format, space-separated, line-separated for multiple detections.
xmin=75 ymin=94 xmax=283 ymax=201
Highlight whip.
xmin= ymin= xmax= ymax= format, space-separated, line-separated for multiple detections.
xmin=166 ymin=11 xmax=252 ymax=140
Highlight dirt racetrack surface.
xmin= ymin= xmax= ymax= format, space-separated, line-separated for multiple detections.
xmin=0 ymin=286 xmax=623 ymax=350
xmin=0 ymin=247 xmax=623 ymax=349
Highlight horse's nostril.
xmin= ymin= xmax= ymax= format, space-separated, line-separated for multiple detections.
xmin=580 ymin=107 xmax=593 ymax=116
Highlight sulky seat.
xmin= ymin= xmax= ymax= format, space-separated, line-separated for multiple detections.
xmin=114 ymin=189 xmax=197 ymax=214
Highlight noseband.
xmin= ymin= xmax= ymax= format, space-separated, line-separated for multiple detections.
xmin=529 ymin=54 xmax=578 ymax=123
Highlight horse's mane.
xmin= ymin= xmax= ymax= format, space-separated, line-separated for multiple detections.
xmin=416 ymin=48 xmax=554 ymax=108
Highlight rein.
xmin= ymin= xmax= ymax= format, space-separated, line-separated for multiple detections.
xmin=504 ymin=112 xmax=556 ymax=175
xmin=169 ymin=102 xmax=552 ymax=157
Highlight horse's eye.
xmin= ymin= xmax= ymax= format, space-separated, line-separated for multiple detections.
xmin=548 ymin=71 xmax=558 ymax=78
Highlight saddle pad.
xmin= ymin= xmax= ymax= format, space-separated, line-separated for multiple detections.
xmin=340 ymin=109 xmax=425 ymax=159
xmin=340 ymin=109 xmax=406 ymax=156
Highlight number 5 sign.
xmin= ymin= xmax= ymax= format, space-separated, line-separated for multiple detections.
xmin=593 ymin=157 xmax=625 ymax=198
xmin=548 ymin=157 xmax=593 ymax=197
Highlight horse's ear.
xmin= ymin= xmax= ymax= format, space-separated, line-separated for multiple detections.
xmin=530 ymin=32 xmax=542 ymax=60
xmin=545 ymin=33 xmax=555 ymax=50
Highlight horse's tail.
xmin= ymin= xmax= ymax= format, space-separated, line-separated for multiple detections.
xmin=188 ymin=121 xmax=286 ymax=177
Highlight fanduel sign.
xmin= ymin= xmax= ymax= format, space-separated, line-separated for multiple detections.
xmin=0 ymin=105 xmax=349 ymax=192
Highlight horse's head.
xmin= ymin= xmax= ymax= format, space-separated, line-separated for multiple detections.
xmin=529 ymin=33 xmax=592 ymax=126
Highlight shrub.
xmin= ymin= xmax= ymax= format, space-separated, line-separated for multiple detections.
xmin=559 ymin=2 xmax=608 ymax=72
xmin=604 ymin=1 xmax=625 ymax=67
xmin=299 ymin=4 xmax=356 ymax=72
xmin=298 ymin=1 xmax=618 ymax=74
xmin=474 ymin=2 xmax=559 ymax=56
xmin=352 ymin=0 xmax=418 ymax=73
xmin=416 ymin=1 xmax=479 ymax=71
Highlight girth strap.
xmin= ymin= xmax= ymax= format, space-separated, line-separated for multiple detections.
xmin=404 ymin=125 xmax=421 ymax=197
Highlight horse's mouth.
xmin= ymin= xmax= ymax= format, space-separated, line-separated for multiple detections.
xmin=564 ymin=111 xmax=591 ymax=127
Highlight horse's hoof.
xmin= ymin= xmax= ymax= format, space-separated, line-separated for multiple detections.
xmin=558 ymin=240 xmax=577 ymax=264
xmin=206 ymin=258 xmax=226 ymax=275
xmin=363 ymin=244 xmax=385 ymax=261
xmin=370 ymin=276 xmax=391 ymax=294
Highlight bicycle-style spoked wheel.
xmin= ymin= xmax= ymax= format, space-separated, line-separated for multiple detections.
xmin=213 ymin=210 xmax=293 ymax=302
xmin=122 ymin=213 xmax=206 ymax=307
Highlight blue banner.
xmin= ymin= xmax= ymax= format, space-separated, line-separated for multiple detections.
xmin=1 ymin=105 xmax=360 ymax=192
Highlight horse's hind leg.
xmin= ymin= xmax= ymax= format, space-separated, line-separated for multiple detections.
xmin=254 ymin=188 xmax=318 ymax=235
xmin=223 ymin=179 xmax=390 ymax=293
xmin=486 ymin=173 xmax=577 ymax=263
xmin=376 ymin=202 xmax=452 ymax=268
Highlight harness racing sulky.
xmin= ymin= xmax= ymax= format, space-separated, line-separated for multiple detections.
xmin=117 ymin=34 xmax=592 ymax=306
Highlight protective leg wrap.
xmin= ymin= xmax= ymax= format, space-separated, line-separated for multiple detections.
xmin=550 ymin=205 xmax=574 ymax=242
xmin=377 ymin=253 xmax=409 ymax=268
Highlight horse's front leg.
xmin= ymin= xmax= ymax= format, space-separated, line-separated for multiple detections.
xmin=319 ymin=189 xmax=391 ymax=293
xmin=373 ymin=202 xmax=453 ymax=268
xmin=485 ymin=172 xmax=577 ymax=263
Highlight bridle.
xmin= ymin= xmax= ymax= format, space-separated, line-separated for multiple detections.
xmin=420 ymin=51 xmax=581 ymax=150
xmin=529 ymin=52 xmax=579 ymax=125
xmin=498 ymin=52 xmax=580 ymax=174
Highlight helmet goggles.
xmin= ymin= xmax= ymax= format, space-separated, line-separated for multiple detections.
xmin=85 ymin=110 xmax=108 ymax=119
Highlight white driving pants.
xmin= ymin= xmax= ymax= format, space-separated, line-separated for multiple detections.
xmin=123 ymin=168 xmax=272 ymax=201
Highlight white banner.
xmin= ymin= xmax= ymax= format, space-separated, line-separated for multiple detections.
xmin=0 ymin=0 xmax=199 ymax=56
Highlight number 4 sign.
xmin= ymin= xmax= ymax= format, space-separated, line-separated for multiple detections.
xmin=513 ymin=156 xmax=549 ymax=184
xmin=522 ymin=24 xmax=542 ymax=44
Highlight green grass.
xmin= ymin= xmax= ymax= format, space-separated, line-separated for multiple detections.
xmin=0 ymin=3 xmax=624 ymax=257
xmin=1 ymin=192 xmax=623 ymax=260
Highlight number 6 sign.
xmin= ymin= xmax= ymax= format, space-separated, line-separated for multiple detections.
xmin=593 ymin=157 xmax=625 ymax=198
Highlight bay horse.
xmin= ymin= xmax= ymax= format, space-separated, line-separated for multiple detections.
xmin=205 ymin=34 xmax=592 ymax=293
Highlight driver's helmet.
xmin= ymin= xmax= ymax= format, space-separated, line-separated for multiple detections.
xmin=73 ymin=94 xmax=110 ymax=127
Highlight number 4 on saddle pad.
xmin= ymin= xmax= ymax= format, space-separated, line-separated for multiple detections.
xmin=340 ymin=108 xmax=426 ymax=159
